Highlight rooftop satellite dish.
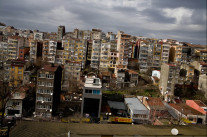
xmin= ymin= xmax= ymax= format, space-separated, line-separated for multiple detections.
xmin=171 ymin=128 xmax=179 ymax=135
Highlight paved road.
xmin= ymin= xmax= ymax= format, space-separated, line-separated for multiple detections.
xmin=10 ymin=121 xmax=207 ymax=137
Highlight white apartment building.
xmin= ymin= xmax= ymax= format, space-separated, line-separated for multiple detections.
xmin=91 ymin=39 xmax=101 ymax=69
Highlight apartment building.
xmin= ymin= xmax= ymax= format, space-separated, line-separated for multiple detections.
xmin=180 ymin=64 xmax=195 ymax=83
xmin=57 ymin=26 xmax=65 ymax=40
xmin=0 ymin=42 xmax=8 ymax=63
xmin=5 ymin=86 xmax=27 ymax=117
xmin=169 ymin=42 xmax=182 ymax=64
xmin=2 ymin=60 xmax=11 ymax=81
xmin=152 ymin=41 xmax=161 ymax=68
xmin=9 ymin=59 xmax=27 ymax=87
xmin=35 ymin=64 xmax=62 ymax=118
xmin=62 ymin=61 xmax=82 ymax=91
xmin=91 ymin=29 xmax=102 ymax=40
xmin=7 ymin=36 xmax=24 ymax=60
xmin=62 ymin=38 xmax=86 ymax=68
xmin=42 ymin=40 xmax=49 ymax=61
xmin=29 ymin=39 xmax=43 ymax=63
xmin=129 ymin=41 xmax=138 ymax=59
xmin=117 ymin=31 xmax=131 ymax=68
xmin=159 ymin=63 xmax=180 ymax=102
xmin=106 ymin=32 xmax=116 ymax=41
xmin=138 ymin=40 xmax=152 ymax=72
xmin=81 ymin=77 xmax=102 ymax=118
xmin=55 ymin=47 xmax=64 ymax=64
xmin=19 ymin=46 xmax=29 ymax=60
xmin=99 ymin=40 xmax=110 ymax=71
xmin=161 ymin=42 xmax=170 ymax=64
xmin=48 ymin=41 xmax=62 ymax=63
xmin=91 ymin=39 xmax=101 ymax=69
xmin=34 ymin=32 xmax=44 ymax=40
xmin=108 ymin=40 xmax=118 ymax=70
xmin=86 ymin=40 xmax=92 ymax=65
xmin=73 ymin=29 xmax=91 ymax=40
xmin=198 ymin=50 xmax=207 ymax=63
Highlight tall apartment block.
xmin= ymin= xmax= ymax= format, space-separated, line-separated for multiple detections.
xmin=91 ymin=39 xmax=101 ymax=69
xmin=62 ymin=61 xmax=82 ymax=91
xmin=9 ymin=59 xmax=27 ymax=87
xmin=57 ymin=26 xmax=65 ymax=40
xmin=99 ymin=40 xmax=111 ymax=71
xmin=109 ymin=40 xmax=118 ymax=70
xmin=159 ymin=63 xmax=180 ymax=102
xmin=0 ymin=42 xmax=8 ymax=63
xmin=169 ymin=42 xmax=182 ymax=64
xmin=86 ymin=40 xmax=92 ymax=65
xmin=55 ymin=46 xmax=64 ymax=64
xmin=29 ymin=39 xmax=43 ymax=63
xmin=161 ymin=42 xmax=170 ymax=64
xmin=117 ymin=31 xmax=131 ymax=69
xmin=48 ymin=41 xmax=62 ymax=64
xmin=62 ymin=38 xmax=86 ymax=68
xmin=42 ymin=40 xmax=49 ymax=61
xmin=8 ymin=36 xmax=24 ymax=60
xmin=81 ymin=77 xmax=102 ymax=118
xmin=35 ymin=64 xmax=62 ymax=118
xmin=138 ymin=40 xmax=152 ymax=72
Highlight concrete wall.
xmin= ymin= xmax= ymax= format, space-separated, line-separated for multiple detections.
xmin=159 ymin=64 xmax=169 ymax=95
xmin=198 ymin=74 xmax=207 ymax=99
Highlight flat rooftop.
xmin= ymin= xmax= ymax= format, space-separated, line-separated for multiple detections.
xmin=10 ymin=121 xmax=207 ymax=137
xmin=84 ymin=78 xmax=102 ymax=88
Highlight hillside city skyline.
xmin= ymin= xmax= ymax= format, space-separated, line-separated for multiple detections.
xmin=0 ymin=0 xmax=206 ymax=45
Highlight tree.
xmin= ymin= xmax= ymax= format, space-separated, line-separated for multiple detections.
xmin=179 ymin=69 xmax=187 ymax=77
xmin=0 ymin=80 xmax=15 ymax=126
xmin=0 ymin=69 xmax=17 ymax=126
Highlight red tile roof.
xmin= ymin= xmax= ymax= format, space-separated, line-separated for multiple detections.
xmin=167 ymin=64 xmax=176 ymax=67
xmin=42 ymin=64 xmax=58 ymax=72
xmin=8 ymin=36 xmax=22 ymax=39
xmin=169 ymin=103 xmax=203 ymax=116
xmin=147 ymin=97 xmax=165 ymax=110
xmin=194 ymin=100 xmax=206 ymax=107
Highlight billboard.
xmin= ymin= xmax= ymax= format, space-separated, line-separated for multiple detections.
xmin=110 ymin=117 xmax=132 ymax=123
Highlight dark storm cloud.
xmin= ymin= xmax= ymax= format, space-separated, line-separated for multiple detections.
xmin=0 ymin=0 xmax=206 ymax=44
xmin=191 ymin=9 xmax=206 ymax=25
xmin=152 ymin=0 xmax=206 ymax=9
xmin=140 ymin=8 xmax=176 ymax=23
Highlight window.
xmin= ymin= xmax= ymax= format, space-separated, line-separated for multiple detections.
xmin=46 ymin=74 xmax=54 ymax=79
xmin=37 ymin=96 xmax=43 ymax=101
xmin=14 ymin=93 xmax=20 ymax=97
xmin=47 ymin=82 xmax=53 ymax=87
xmin=93 ymin=90 xmax=100 ymax=95
xmin=18 ymin=67 xmax=22 ymax=70
xmin=13 ymin=101 xmax=20 ymax=106
xmin=85 ymin=89 xmax=92 ymax=93
xmin=39 ymin=73 xmax=45 ymax=78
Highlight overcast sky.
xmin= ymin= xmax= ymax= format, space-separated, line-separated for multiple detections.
xmin=0 ymin=0 xmax=206 ymax=44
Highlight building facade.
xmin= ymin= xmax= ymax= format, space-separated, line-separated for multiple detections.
xmin=81 ymin=77 xmax=102 ymax=118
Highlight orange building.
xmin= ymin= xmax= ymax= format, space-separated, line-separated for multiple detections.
xmin=19 ymin=47 xmax=30 ymax=60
